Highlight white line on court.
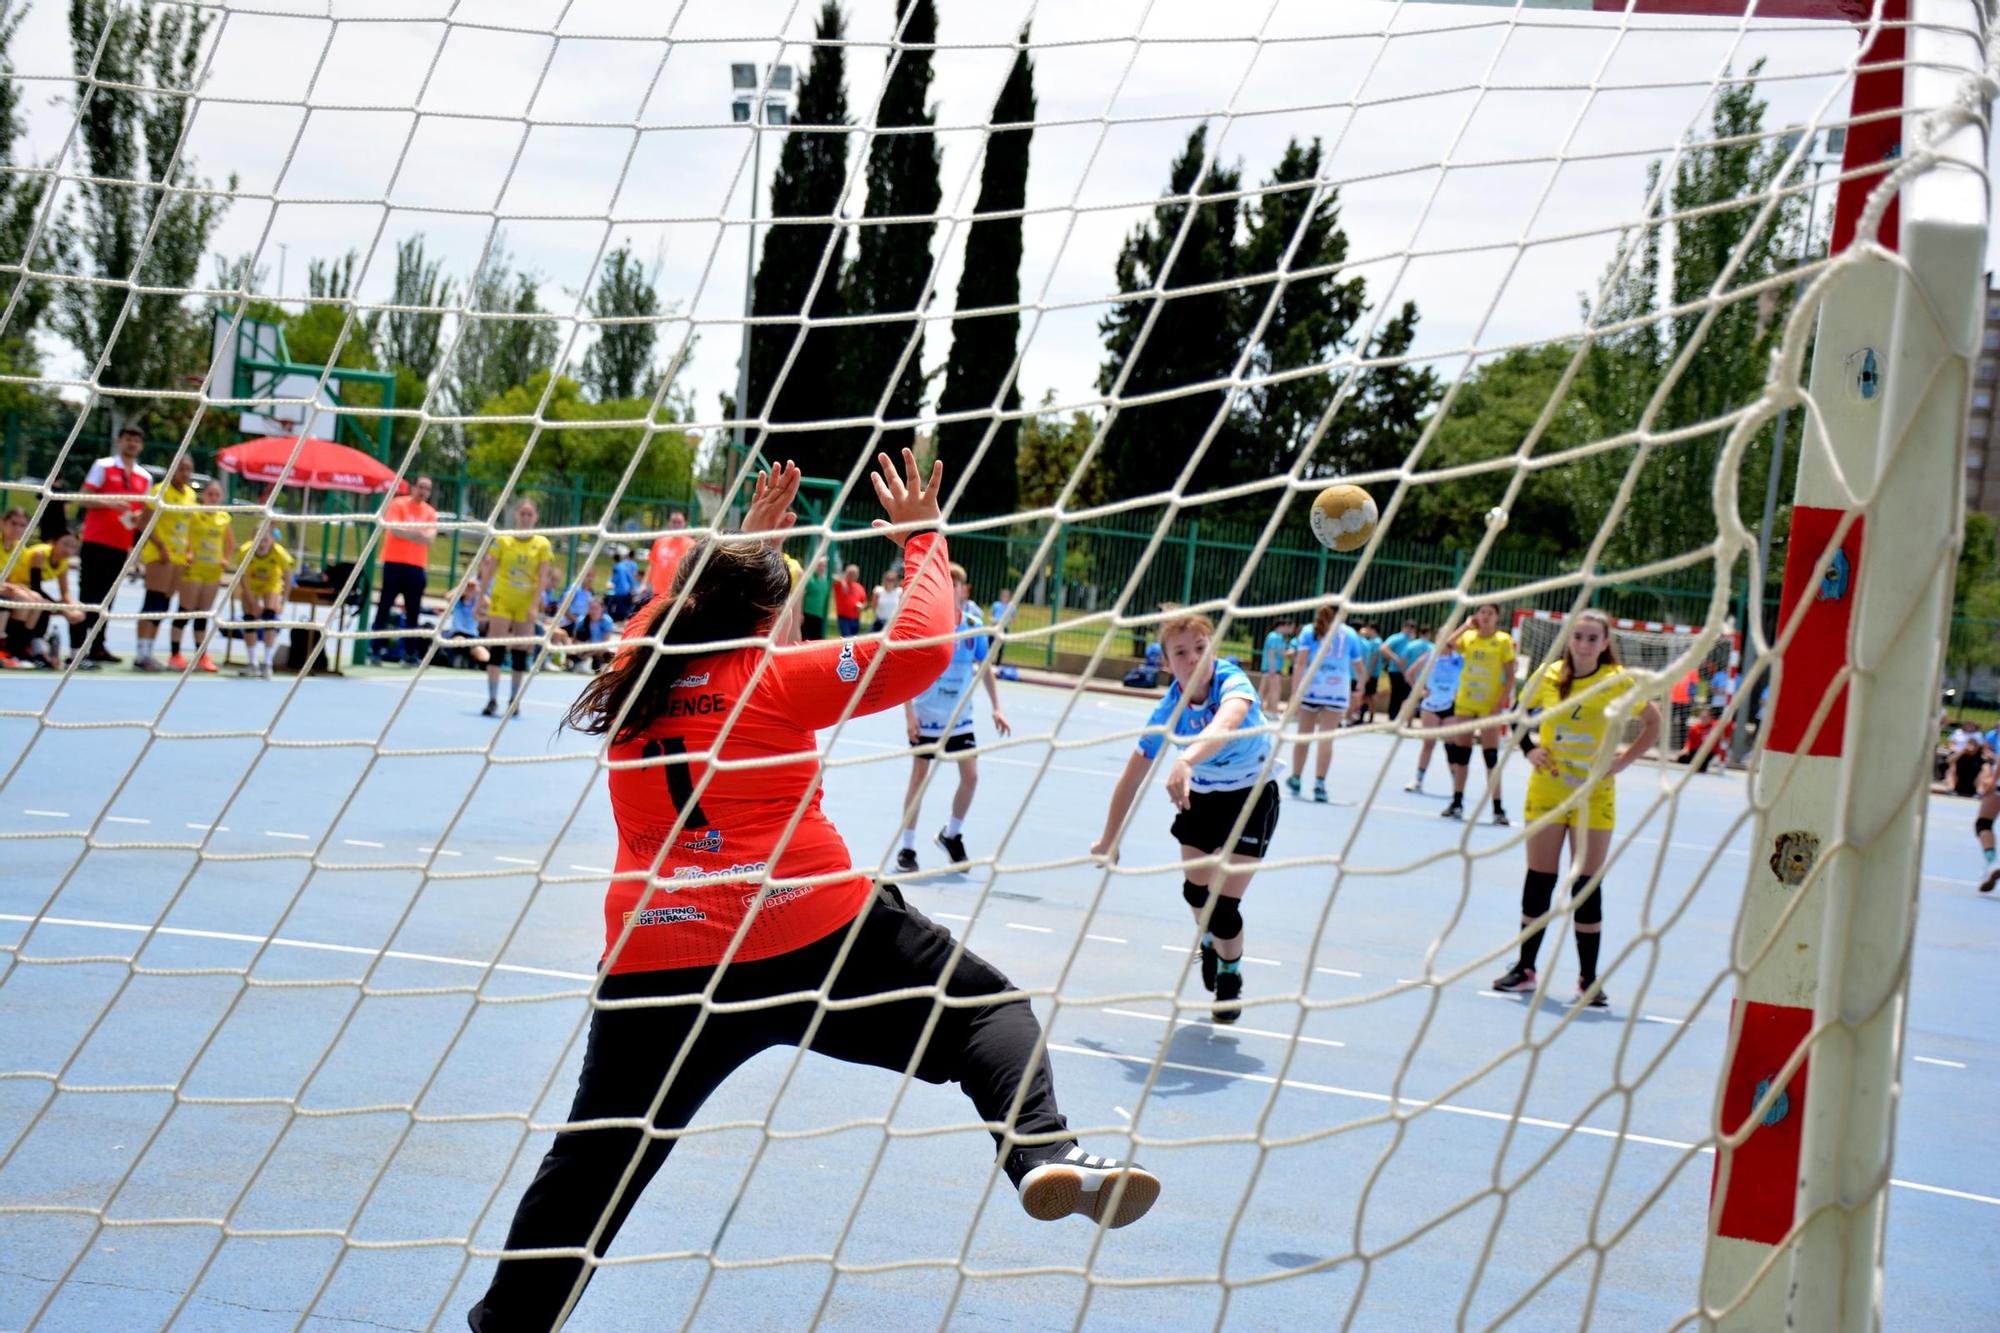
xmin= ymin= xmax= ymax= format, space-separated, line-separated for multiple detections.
xmin=418 ymin=847 xmax=462 ymax=858
xmin=494 ymin=855 xmax=538 ymax=867
xmin=185 ymin=822 xmax=229 ymax=832
xmin=22 ymin=809 xmax=69 ymax=818
xmin=1112 ymin=1105 xmax=1131 ymax=1121
xmin=1913 ymin=1056 xmax=1966 ymax=1069
xmin=932 ymin=912 xmax=971 ymax=922
xmin=5 ymin=910 xmax=1989 ymax=1209
xmin=569 ymin=865 xmax=613 ymax=876
xmin=102 ymin=816 xmax=149 ymax=826
xmin=1085 ymin=934 xmax=1128 ymax=945
xmin=1643 ymin=1015 xmax=1687 ymax=1027
xmin=1099 ymin=1006 xmax=1345 ymax=1049
xmin=1042 ymin=1041 xmax=2000 ymax=1208
xmin=1315 ymin=966 xmax=1363 ymax=978
xmin=264 ymin=831 xmax=311 ymax=841
xmin=1006 ymin=922 xmax=1054 ymax=934
xmin=343 ymin=839 xmax=385 ymax=849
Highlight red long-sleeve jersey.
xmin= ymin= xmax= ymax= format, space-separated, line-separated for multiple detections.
xmin=601 ymin=532 xmax=954 ymax=973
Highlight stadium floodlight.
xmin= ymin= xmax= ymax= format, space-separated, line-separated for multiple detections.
xmin=731 ymin=62 xmax=796 ymax=460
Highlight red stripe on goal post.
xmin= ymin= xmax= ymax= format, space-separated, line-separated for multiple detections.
xmin=1711 ymin=999 xmax=1815 ymax=1245
xmin=1762 ymin=505 xmax=1864 ymax=759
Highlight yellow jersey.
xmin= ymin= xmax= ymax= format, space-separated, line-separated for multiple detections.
xmin=1525 ymin=662 xmax=1638 ymax=788
xmin=20 ymin=542 xmax=69 ymax=587
xmin=187 ymin=511 xmax=232 ymax=579
xmin=0 ymin=535 xmax=18 ymax=582
xmin=241 ymin=542 xmax=296 ymax=596
xmin=491 ymin=533 xmax=554 ymax=599
xmin=152 ymin=479 xmax=199 ymax=552
xmin=1453 ymin=628 xmax=1516 ymax=714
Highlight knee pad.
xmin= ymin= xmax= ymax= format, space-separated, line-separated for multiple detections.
xmin=1181 ymin=880 xmax=1210 ymax=912
xmin=1207 ymin=894 xmax=1244 ymax=943
xmin=261 ymin=608 xmax=281 ymax=622
xmin=141 ymin=589 xmax=170 ymax=616
xmin=1521 ymin=869 xmax=1558 ymax=919
xmin=1482 ymin=746 xmax=1499 ymax=770
xmin=1977 ymin=817 xmax=1994 ymax=836
xmin=509 ymin=647 xmax=531 ymax=672
xmin=1445 ymin=743 xmax=1472 ymax=767
xmin=1573 ymin=876 xmax=1603 ymax=926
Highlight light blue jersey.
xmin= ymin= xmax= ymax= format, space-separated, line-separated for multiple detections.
xmin=1136 ymin=659 xmax=1278 ymax=792
xmin=1261 ymin=629 xmax=1290 ymax=673
xmin=1293 ymin=622 xmax=1365 ymax=708
xmin=1420 ymin=646 xmax=1464 ymax=714
xmin=910 ymin=606 xmax=989 ymax=736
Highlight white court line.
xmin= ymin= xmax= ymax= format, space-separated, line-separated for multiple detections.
xmin=1100 ymin=1006 xmax=1345 ymax=1050
xmin=2 ymin=910 xmax=1989 ymax=1208
xmin=264 ymin=831 xmax=311 ymax=841
xmin=1913 ymin=1056 xmax=1966 ymax=1069
xmin=343 ymin=839 xmax=385 ymax=849
xmin=0 ymin=913 xmax=594 ymax=983
xmin=1112 ymin=1105 xmax=1131 ymax=1121
xmin=1315 ymin=966 xmax=1363 ymax=979
xmin=102 ymin=816 xmax=149 ymax=826
xmin=185 ymin=822 xmax=229 ymax=832
xmin=418 ymin=848 xmax=463 ymax=858
xmin=569 ymin=865 xmax=613 ymax=876
xmin=22 ymin=810 xmax=69 ymax=819
xmin=1085 ymin=934 xmax=1128 ymax=945
xmin=494 ymin=855 xmax=538 ymax=867
xmin=1006 ymin=922 xmax=1053 ymax=934
xmin=1643 ymin=1015 xmax=1687 ymax=1027
xmin=1043 ymin=1042 xmax=2000 ymax=1208
xmin=932 ymin=912 xmax=971 ymax=922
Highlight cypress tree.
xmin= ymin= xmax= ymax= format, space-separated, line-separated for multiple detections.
xmin=746 ymin=1 xmax=851 ymax=478
xmin=935 ymin=29 xmax=1034 ymax=517
xmin=836 ymin=0 xmax=940 ymax=463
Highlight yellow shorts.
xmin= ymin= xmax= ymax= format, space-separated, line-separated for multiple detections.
xmin=143 ymin=536 xmax=189 ymax=567
xmin=185 ymin=563 xmax=224 ymax=585
xmin=1525 ymin=769 xmax=1616 ymax=832
xmin=487 ymin=588 xmax=537 ymax=623
xmin=242 ymin=581 xmax=284 ymax=602
xmin=1453 ymin=690 xmax=1499 ymax=720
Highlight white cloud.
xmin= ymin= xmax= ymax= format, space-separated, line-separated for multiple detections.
xmin=8 ymin=0 xmax=1990 ymax=438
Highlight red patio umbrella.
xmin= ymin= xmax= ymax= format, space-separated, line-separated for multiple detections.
xmin=217 ymin=436 xmax=407 ymax=495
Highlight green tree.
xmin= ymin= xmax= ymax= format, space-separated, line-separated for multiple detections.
xmin=446 ymin=239 xmax=561 ymax=426
xmin=1237 ymin=138 xmax=1367 ymax=477
xmin=1322 ymin=300 xmax=1441 ymax=478
xmin=380 ymin=235 xmax=453 ymax=376
xmin=0 ymin=0 xmax=67 ymax=418
xmin=1948 ymin=511 xmax=2000 ymax=697
xmin=1581 ymin=63 xmax=1804 ymax=566
xmin=1014 ymin=390 xmax=1106 ymax=511
xmin=466 ymin=369 xmax=694 ymax=502
xmin=1097 ymin=124 xmax=1247 ymax=501
xmin=307 ymin=250 xmax=361 ymax=301
xmin=935 ymin=30 xmax=1034 ymax=517
xmin=579 ymin=242 xmax=659 ymax=403
xmin=836 ymin=0 xmax=941 ymax=461
xmin=58 ymin=0 xmax=231 ymax=427
xmin=745 ymin=3 xmax=850 ymax=479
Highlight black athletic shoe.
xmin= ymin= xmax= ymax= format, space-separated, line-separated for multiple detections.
xmin=1491 ymin=963 xmax=1537 ymax=994
xmin=480 ymin=699 xmax=499 ymax=717
xmin=1441 ymin=799 xmax=1465 ymax=821
xmin=895 ymin=847 xmax=919 ymax=874
xmin=1491 ymin=805 xmax=1510 ymax=827
xmin=1015 ymin=1145 xmax=1161 ymax=1229
xmin=1981 ymin=865 xmax=2000 ymax=894
xmin=1213 ymin=969 xmax=1244 ymax=1025
xmin=1198 ymin=937 xmax=1218 ymax=993
xmin=934 ymin=829 xmax=968 ymax=866
xmin=1572 ymin=977 xmax=1609 ymax=1009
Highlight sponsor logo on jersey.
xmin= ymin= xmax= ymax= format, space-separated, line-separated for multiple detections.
xmin=742 ymin=883 xmax=815 ymax=909
xmin=624 ymin=905 xmax=708 ymax=926
xmin=673 ymin=672 xmax=709 ymax=688
xmin=666 ymin=860 xmax=768 ymax=884
xmin=836 ymin=642 xmax=860 ymax=683
xmin=677 ymin=828 xmax=723 ymax=853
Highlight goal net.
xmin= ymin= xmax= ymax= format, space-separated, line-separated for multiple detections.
xmin=0 ymin=2 xmax=1989 ymax=1330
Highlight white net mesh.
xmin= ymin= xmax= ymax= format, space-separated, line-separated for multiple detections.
xmin=0 ymin=2 xmax=1992 ymax=1330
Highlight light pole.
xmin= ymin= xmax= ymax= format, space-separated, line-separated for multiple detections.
xmin=731 ymin=62 xmax=794 ymax=469
xmin=1737 ymin=124 xmax=1846 ymax=761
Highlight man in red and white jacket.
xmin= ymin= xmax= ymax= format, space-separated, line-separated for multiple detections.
xmin=74 ymin=425 xmax=152 ymax=667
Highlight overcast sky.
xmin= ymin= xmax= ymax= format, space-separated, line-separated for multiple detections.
xmin=7 ymin=0 xmax=1993 ymax=438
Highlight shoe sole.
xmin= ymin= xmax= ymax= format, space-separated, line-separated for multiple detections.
xmin=1019 ymin=1164 xmax=1161 ymax=1229
xmin=1981 ymin=868 xmax=2000 ymax=894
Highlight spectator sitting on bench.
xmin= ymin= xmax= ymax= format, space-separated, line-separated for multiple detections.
xmin=438 ymin=579 xmax=491 ymax=670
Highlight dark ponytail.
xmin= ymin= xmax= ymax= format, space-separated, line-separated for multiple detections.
xmin=565 ymin=537 xmax=792 ymax=741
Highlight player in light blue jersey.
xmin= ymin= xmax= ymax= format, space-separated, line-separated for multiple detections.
xmin=1286 ymin=605 xmax=1365 ymax=802
xmin=899 ymin=562 xmax=1012 ymax=872
xmin=1405 ymin=621 xmax=1463 ymax=794
xmin=1094 ymin=612 xmax=1283 ymax=1026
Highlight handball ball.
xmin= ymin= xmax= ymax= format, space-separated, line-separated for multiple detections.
xmin=1309 ymin=483 xmax=1378 ymax=553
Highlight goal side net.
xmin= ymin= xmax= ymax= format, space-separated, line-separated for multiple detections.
xmin=0 ymin=2 xmax=1990 ymax=1331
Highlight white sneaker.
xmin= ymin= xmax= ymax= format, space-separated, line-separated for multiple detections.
xmin=260 ymin=662 xmax=274 ymax=680
xmin=1403 ymin=775 xmax=1425 ymax=793
xmin=1016 ymin=1146 xmax=1160 ymax=1229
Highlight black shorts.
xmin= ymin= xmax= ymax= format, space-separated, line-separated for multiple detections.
xmin=1170 ymin=780 xmax=1280 ymax=858
xmin=912 ymin=729 xmax=976 ymax=755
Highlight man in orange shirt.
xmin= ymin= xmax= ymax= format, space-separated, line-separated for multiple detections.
xmin=646 ymin=510 xmax=693 ymax=603
xmin=373 ymin=476 xmax=438 ymax=664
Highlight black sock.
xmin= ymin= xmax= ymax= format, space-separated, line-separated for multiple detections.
xmin=1493 ymin=797 xmax=1505 ymax=814
xmin=1577 ymin=931 xmax=1601 ymax=985
xmin=1518 ymin=869 xmax=1559 ymax=969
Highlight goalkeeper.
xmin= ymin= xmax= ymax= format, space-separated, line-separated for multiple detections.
xmin=469 ymin=452 xmax=1157 ymax=1332
xmin=1490 ymin=610 xmax=1659 ymax=1008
